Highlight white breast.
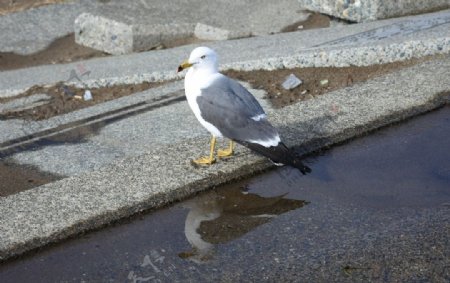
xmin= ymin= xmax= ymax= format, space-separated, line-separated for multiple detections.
xmin=185 ymin=69 xmax=223 ymax=137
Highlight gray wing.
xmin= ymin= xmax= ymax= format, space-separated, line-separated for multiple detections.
xmin=196 ymin=75 xmax=279 ymax=143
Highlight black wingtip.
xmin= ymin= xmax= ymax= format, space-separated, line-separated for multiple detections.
xmin=239 ymin=141 xmax=312 ymax=175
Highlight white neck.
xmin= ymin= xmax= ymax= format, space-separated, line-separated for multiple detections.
xmin=185 ymin=67 xmax=220 ymax=92
xmin=191 ymin=64 xmax=218 ymax=76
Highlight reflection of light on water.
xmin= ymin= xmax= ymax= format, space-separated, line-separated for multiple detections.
xmin=250 ymin=214 xmax=276 ymax=218
xmin=179 ymin=187 xmax=307 ymax=262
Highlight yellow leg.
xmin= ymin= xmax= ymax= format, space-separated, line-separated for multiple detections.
xmin=192 ymin=136 xmax=216 ymax=165
xmin=217 ymin=140 xmax=234 ymax=158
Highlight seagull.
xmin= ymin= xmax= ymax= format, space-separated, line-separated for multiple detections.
xmin=178 ymin=47 xmax=311 ymax=174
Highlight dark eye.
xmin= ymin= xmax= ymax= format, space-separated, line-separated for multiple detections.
xmin=200 ymin=55 xmax=206 ymax=59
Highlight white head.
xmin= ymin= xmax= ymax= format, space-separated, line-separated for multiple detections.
xmin=178 ymin=47 xmax=219 ymax=73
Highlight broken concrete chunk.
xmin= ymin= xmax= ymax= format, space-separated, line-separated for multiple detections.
xmin=0 ymin=94 xmax=51 ymax=113
xmin=194 ymin=23 xmax=250 ymax=41
xmin=75 ymin=13 xmax=132 ymax=55
xmin=74 ymin=13 xmax=195 ymax=55
xmin=282 ymin=74 xmax=303 ymax=90
xmin=298 ymin=0 xmax=450 ymax=22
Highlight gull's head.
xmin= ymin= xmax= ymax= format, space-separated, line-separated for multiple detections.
xmin=178 ymin=47 xmax=218 ymax=73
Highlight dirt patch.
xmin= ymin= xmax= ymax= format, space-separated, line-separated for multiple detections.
xmin=224 ymin=58 xmax=429 ymax=108
xmin=0 ymin=33 xmax=108 ymax=71
xmin=1 ymin=57 xmax=434 ymax=120
xmin=0 ymin=81 xmax=161 ymax=120
xmin=0 ymin=161 xmax=62 ymax=197
xmin=281 ymin=12 xmax=331 ymax=32
xmin=0 ymin=0 xmax=67 ymax=15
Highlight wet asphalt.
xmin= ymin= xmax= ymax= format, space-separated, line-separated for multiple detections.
xmin=0 ymin=106 xmax=449 ymax=282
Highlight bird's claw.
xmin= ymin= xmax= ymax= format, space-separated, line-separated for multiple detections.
xmin=217 ymin=148 xmax=233 ymax=158
xmin=191 ymin=156 xmax=216 ymax=166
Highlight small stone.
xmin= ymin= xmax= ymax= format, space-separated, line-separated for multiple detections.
xmin=274 ymin=257 xmax=280 ymax=263
xmin=83 ymin=90 xmax=93 ymax=101
xmin=320 ymin=79 xmax=329 ymax=86
xmin=298 ymin=25 xmax=304 ymax=29
xmin=305 ymin=93 xmax=314 ymax=100
xmin=301 ymin=90 xmax=308 ymax=95
xmin=282 ymin=74 xmax=303 ymax=90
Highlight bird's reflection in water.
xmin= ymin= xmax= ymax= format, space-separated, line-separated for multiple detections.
xmin=179 ymin=186 xmax=308 ymax=262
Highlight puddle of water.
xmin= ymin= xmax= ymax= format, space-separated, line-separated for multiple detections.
xmin=179 ymin=186 xmax=307 ymax=262
xmin=0 ymin=107 xmax=449 ymax=282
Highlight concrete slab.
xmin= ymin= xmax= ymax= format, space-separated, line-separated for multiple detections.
xmin=1 ymin=10 xmax=449 ymax=98
xmin=0 ymin=56 xmax=448 ymax=261
xmin=0 ymin=0 xmax=100 ymax=55
xmin=74 ymin=13 xmax=197 ymax=55
xmin=74 ymin=0 xmax=308 ymax=54
xmin=298 ymin=0 xmax=450 ymax=22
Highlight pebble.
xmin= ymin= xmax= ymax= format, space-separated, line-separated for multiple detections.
xmin=83 ymin=90 xmax=93 ymax=101
xmin=282 ymin=74 xmax=303 ymax=90
xmin=320 ymin=79 xmax=329 ymax=86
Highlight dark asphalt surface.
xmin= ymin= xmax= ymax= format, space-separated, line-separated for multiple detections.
xmin=0 ymin=106 xmax=449 ymax=282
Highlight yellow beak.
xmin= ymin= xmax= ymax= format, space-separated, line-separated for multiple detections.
xmin=177 ymin=60 xmax=193 ymax=72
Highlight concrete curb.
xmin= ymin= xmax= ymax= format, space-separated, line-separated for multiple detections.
xmin=0 ymin=56 xmax=448 ymax=261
